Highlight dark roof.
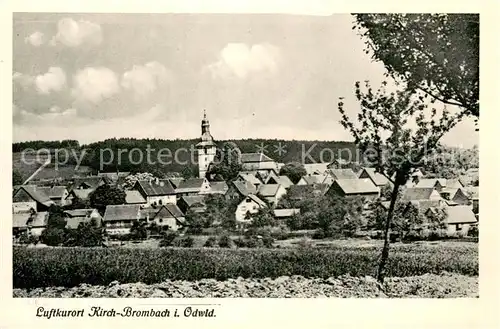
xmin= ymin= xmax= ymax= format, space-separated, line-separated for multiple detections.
xmin=151 ymin=204 xmax=185 ymax=224
xmin=13 ymin=185 xmax=53 ymax=206
xmin=232 ymin=180 xmax=257 ymax=196
xmin=37 ymin=186 xmax=67 ymax=199
xmin=180 ymin=195 xmax=206 ymax=207
xmin=64 ymin=209 xmax=96 ymax=218
xmin=402 ymin=188 xmax=438 ymax=201
xmin=103 ymin=204 xmax=141 ymax=222
xmin=288 ymin=184 xmax=328 ymax=200
xmin=176 ymin=178 xmax=205 ymax=194
xmin=333 ymin=179 xmax=379 ymax=194
xmin=300 ymin=174 xmax=332 ymax=185
xmin=168 ymin=178 xmax=184 ymax=189
xmin=72 ymin=176 xmax=108 ymax=190
xmin=246 ymin=194 xmax=267 ymax=207
xmin=446 ymin=205 xmax=478 ymax=224
xmin=69 ymin=188 xmax=93 ymax=200
xmin=164 ymin=204 xmax=185 ymax=218
xmin=209 ymin=181 xmax=229 ymax=194
xmin=329 ymin=169 xmax=358 ymax=180
xmin=136 ymin=179 xmax=175 ymax=196
xmin=125 ymin=190 xmax=147 ymax=204
xmin=240 ymin=153 xmax=274 ymax=163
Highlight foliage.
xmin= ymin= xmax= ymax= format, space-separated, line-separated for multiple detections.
xmin=218 ymin=235 xmax=233 ymax=248
xmin=46 ymin=205 xmax=67 ymax=229
xmin=202 ymin=194 xmax=238 ymax=230
xmin=203 ymin=236 xmax=218 ymax=247
xmin=173 ymin=236 xmax=194 ymax=248
xmin=13 ymin=169 xmax=24 ymax=185
xmin=206 ymin=142 xmax=242 ymax=181
xmin=89 ymin=184 xmax=126 ymax=215
xmin=65 ymin=219 xmax=104 ymax=247
xmin=468 ymin=225 xmax=478 ymax=238
xmin=122 ymin=172 xmax=155 ymax=190
xmin=185 ymin=209 xmax=205 ymax=234
xmin=39 ymin=228 xmax=67 ymax=246
xmin=65 ymin=196 xmax=89 ymax=210
xmin=353 ymin=14 xmax=479 ymax=119
xmin=13 ymin=243 xmax=478 ymax=288
xmin=159 ymin=231 xmax=179 ymax=247
xmin=250 ymin=207 xmax=275 ymax=228
xmin=129 ymin=220 xmax=148 ymax=240
xmin=423 ymin=145 xmax=478 ymax=178
xmin=279 ymin=162 xmax=307 ymax=184
xmin=18 ymin=232 xmax=39 ymax=245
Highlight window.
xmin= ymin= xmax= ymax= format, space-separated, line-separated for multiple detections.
xmin=456 ymin=224 xmax=462 ymax=231
xmin=159 ymin=218 xmax=163 ymax=223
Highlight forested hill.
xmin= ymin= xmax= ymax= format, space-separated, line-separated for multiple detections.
xmin=12 ymin=138 xmax=358 ymax=175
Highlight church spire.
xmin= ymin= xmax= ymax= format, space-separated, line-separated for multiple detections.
xmin=201 ymin=109 xmax=210 ymax=136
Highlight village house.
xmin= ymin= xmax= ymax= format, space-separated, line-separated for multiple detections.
xmin=273 ymin=208 xmax=300 ymax=223
xmin=13 ymin=211 xmax=49 ymax=237
xmin=257 ymin=184 xmax=287 ymax=206
xmin=297 ymin=174 xmax=333 ymax=187
xmin=235 ymin=194 xmax=267 ymax=224
xmin=236 ymin=172 xmax=263 ymax=190
xmin=124 ymin=190 xmax=147 ymax=206
xmin=240 ymin=152 xmax=279 ymax=173
xmin=70 ymin=176 xmax=110 ymax=190
xmin=440 ymin=187 xmax=470 ymax=206
xmin=177 ymin=195 xmax=207 ymax=214
xmin=37 ymin=186 xmax=69 ymax=206
xmin=175 ymin=178 xmax=211 ymax=198
xmin=65 ymin=188 xmax=93 ymax=205
xmin=287 ymin=184 xmax=329 ymax=201
xmin=102 ymin=204 xmax=142 ymax=236
xmin=326 ymin=178 xmax=380 ymax=201
xmin=225 ymin=180 xmax=258 ymax=201
xmin=263 ymin=170 xmax=280 ymax=184
xmin=207 ymin=181 xmax=229 ymax=195
xmin=327 ymin=158 xmax=351 ymax=170
xmin=445 ymin=205 xmax=478 ymax=235
xmin=64 ymin=209 xmax=102 ymax=229
xmin=277 ymin=175 xmax=294 ymax=189
xmin=97 ymin=171 xmax=130 ymax=187
xmin=401 ymin=187 xmax=443 ymax=201
xmin=132 ymin=179 xmax=176 ymax=206
xmin=168 ymin=177 xmax=184 ymax=190
xmin=13 ymin=185 xmax=53 ymax=213
xmin=358 ymin=167 xmax=390 ymax=188
xmin=141 ymin=204 xmax=186 ymax=231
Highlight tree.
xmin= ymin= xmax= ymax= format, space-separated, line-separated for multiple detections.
xmin=185 ymin=209 xmax=205 ymax=234
xmin=39 ymin=205 xmax=68 ymax=246
xmin=181 ymin=166 xmax=196 ymax=180
xmin=66 ymin=219 xmax=104 ymax=247
xmin=123 ymin=172 xmax=155 ymax=190
xmin=13 ymin=169 xmax=23 ymax=186
xmin=206 ymin=142 xmax=242 ymax=181
xmin=338 ymin=80 xmax=466 ymax=283
xmin=129 ymin=220 xmax=148 ymax=240
xmin=65 ymin=196 xmax=89 ymax=210
xmin=353 ymin=14 xmax=479 ymax=122
xmin=279 ymin=162 xmax=307 ymax=184
xmin=89 ymin=184 xmax=126 ymax=215
xmin=250 ymin=207 xmax=274 ymax=228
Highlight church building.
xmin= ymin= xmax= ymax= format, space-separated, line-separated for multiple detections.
xmin=196 ymin=111 xmax=217 ymax=178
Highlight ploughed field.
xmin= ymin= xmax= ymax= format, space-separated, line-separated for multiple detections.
xmin=13 ymin=242 xmax=478 ymax=298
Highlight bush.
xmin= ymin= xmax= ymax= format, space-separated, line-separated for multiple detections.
xmin=173 ymin=236 xmax=194 ymax=248
xmin=203 ymin=237 xmax=217 ymax=247
xmin=218 ymin=235 xmax=233 ymax=248
xmin=13 ymin=243 xmax=478 ymax=288
xmin=159 ymin=231 xmax=179 ymax=247
xmin=468 ymin=225 xmax=479 ymax=238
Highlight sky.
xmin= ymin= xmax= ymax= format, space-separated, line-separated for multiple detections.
xmin=12 ymin=13 xmax=479 ymax=148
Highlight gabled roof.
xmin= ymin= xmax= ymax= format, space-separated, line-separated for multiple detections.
xmin=303 ymin=163 xmax=329 ymax=175
xmin=168 ymin=178 xmax=184 ymax=189
xmin=447 ymin=179 xmax=464 ymax=189
xmin=164 ymin=204 xmax=185 ymax=218
xmin=13 ymin=185 xmax=53 ymax=206
xmin=151 ymin=204 xmax=186 ymax=224
xmin=240 ymin=152 xmax=274 ymax=163
xmin=333 ymin=178 xmax=379 ymax=194
xmin=209 ymin=181 xmax=229 ymax=194
xmin=257 ymin=184 xmax=282 ymax=197
xmin=37 ymin=186 xmax=67 ymax=199
xmin=245 ymin=194 xmax=267 ymax=207
xmin=72 ymin=176 xmax=109 ymax=190
xmin=180 ymin=195 xmax=206 ymax=207
xmin=64 ymin=209 xmax=98 ymax=218
xmin=359 ymin=167 xmax=389 ymax=186
xmin=402 ymin=187 xmax=439 ymax=201
xmin=300 ymin=174 xmax=333 ymax=186
xmin=327 ymin=158 xmax=350 ymax=168
xmin=278 ymin=175 xmax=294 ymax=188
xmin=69 ymin=188 xmax=93 ymax=200
xmin=103 ymin=204 xmax=141 ymax=222
xmin=415 ymin=179 xmax=445 ymax=189
xmin=232 ymin=180 xmax=257 ymax=197
xmin=238 ymin=172 xmax=262 ymax=185
xmin=176 ymin=178 xmax=206 ymax=194
xmin=125 ymin=190 xmax=147 ymax=204
xmin=288 ymin=184 xmax=328 ymax=200
xmin=446 ymin=205 xmax=478 ymax=224
xmin=329 ymin=169 xmax=358 ymax=180
xmin=64 ymin=209 xmax=101 ymax=229
xmin=135 ymin=179 xmax=175 ymax=196
xmin=273 ymin=208 xmax=300 ymax=218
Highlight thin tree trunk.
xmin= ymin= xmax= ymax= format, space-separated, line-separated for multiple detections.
xmin=377 ymin=182 xmax=400 ymax=283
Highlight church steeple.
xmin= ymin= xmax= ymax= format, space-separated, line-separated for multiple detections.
xmin=201 ymin=109 xmax=210 ymax=135
xmin=196 ymin=109 xmax=216 ymax=179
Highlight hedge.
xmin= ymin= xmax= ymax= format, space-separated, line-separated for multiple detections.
xmin=13 ymin=244 xmax=478 ymax=288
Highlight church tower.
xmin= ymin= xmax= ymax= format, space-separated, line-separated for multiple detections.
xmin=196 ymin=110 xmax=217 ymax=178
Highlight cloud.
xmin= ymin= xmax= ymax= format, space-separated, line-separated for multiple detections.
xmin=121 ymin=61 xmax=172 ymax=100
xmin=34 ymin=67 xmax=67 ymax=94
xmin=25 ymin=31 xmax=44 ymax=47
xmin=13 ymin=72 xmax=34 ymax=89
xmin=207 ymin=43 xmax=281 ymax=79
xmin=71 ymin=67 xmax=120 ymax=104
xmin=51 ymin=18 xmax=102 ymax=47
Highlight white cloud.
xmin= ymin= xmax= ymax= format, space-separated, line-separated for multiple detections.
xmin=121 ymin=61 xmax=171 ymax=99
xmin=207 ymin=43 xmax=281 ymax=79
xmin=25 ymin=31 xmax=44 ymax=47
xmin=13 ymin=72 xmax=34 ymax=89
xmin=51 ymin=18 xmax=102 ymax=47
xmin=72 ymin=67 xmax=120 ymax=104
xmin=34 ymin=67 xmax=66 ymax=94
